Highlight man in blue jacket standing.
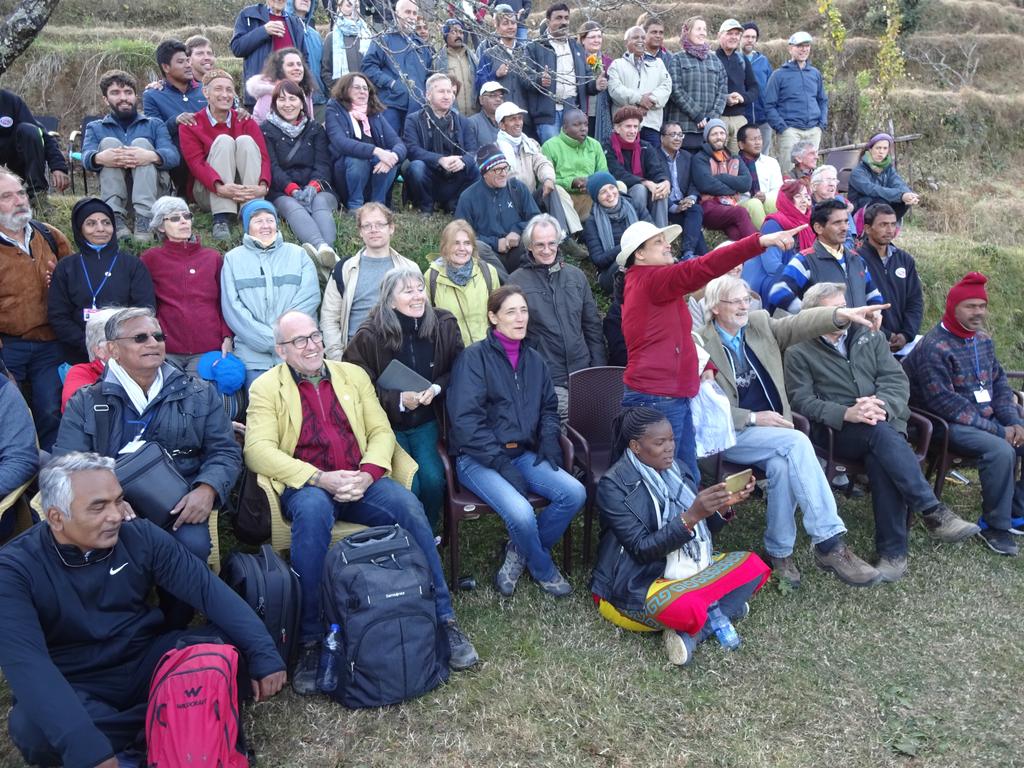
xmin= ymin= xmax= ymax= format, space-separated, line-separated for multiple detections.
xmin=362 ymin=0 xmax=433 ymax=135
xmin=526 ymin=3 xmax=594 ymax=144
xmin=763 ymin=31 xmax=828 ymax=175
xmin=0 ymin=452 xmax=287 ymax=768
xmin=741 ymin=22 xmax=774 ymax=156
xmin=82 ymin=70 xmax=180 ymax=243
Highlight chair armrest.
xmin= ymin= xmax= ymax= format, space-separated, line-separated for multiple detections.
xmin=69 ymin=130 xmax=84 ymax=147
xmin=906 ymin=411 xmax=933 ymax=461
xmin=565 ymin=424 xmax=591 ymax=472
xmin=792 ymin=412 xmax=810 ymax=436
xmin=436 ymin=441 xmax=457 ymax=489
xmin=0 ymin=477 xmax=34 ymax=516
xmin=909 ymin=406 xmax=949 ymax=456
xmin=559 ymin=433 xmax=574 ymax=471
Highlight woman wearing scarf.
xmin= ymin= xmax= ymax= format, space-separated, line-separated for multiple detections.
xmin=665 ymin=16 xmax=727 ymax=150
xmin=848 ymin=133 xmax=919 ymax=222
xmin=590 ymin=407 xmax=769 ymax=666
xmin=325 ymin=72 xmax=406 ymax=211
xmin=321 ymin=0 xmax=373 ymax=93
xmin=247 ymin=47 xmax=317 ymax=124
xmin=582 ymin=171 xmax=651 ymax=294
xmin=602 ymin=105 xmax=670 ymax=226
xmin=743 ymin=180 xmax=816 ymax=305
xmin=423 ymin=219 xmax=501 ymax=345
xmin=577 ymin=21 xmax=613 ymax=144
xmin=343 ymin=266 xmax=464 ymax=529
xmin=47 ymin=198 xmax=156 ymax=364
xmin=260 ymin=79 xmax=339 ymax=285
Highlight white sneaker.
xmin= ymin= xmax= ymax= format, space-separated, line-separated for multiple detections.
xmin=663 ymin=629 xmax=695 ymax=666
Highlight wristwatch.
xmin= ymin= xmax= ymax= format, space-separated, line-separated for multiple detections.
xmin=748 ymin=412 xmax=757 ymax=427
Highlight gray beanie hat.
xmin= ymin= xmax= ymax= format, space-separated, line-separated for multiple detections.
xmin=703 ymin=118 xmax=727 ymax=142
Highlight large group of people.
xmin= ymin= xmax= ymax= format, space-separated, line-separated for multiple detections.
xmin=0 ymin=1 xmax=1014 ymax=764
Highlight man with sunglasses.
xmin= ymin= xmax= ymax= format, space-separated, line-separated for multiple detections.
xmin=244 ymin=309 xmax=480 ymax=695
xmin=454 ymin=144 xmax=540 ymax=273
xmin=54 ymin=307 xmax=242 ymax=628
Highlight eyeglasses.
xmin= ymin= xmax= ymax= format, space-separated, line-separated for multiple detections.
xmin=359 ymin=221 xmax=390 ymax=231
xmin=486 ymin=165 xmax=511 ymax=175
xmin=281 ymin=330 xmax=323 ymax=349
xmin=165 ymin=212 xmax=194 ymax=223
xmin=719 ymin=296 xmax=752 ymax=306
xmin=114 ymin=332 xmax=167 ymax=344
xmin=349 ymin=83 xmax=369 ymax=91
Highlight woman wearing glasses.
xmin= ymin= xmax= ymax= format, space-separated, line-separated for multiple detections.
xmin=320 ymin=202 xmax=418 ymax=360
xmin=140 ymin=196 xmax=232 ymax=374
xmin=343 ymin=266 xmax=464 ymax=529
xmin=221 ymin=199 xmax=320 ymax=386
xmin=54 ymin=306 xmax=243 ymax=627
xmin=47 ymin=198 xmax=155 ymax=364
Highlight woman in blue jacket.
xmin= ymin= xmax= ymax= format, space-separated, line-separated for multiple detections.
xmin=848 ymin=133 xmax=919 ymax=221
xmin=446 ymin=285 xmax=585 ymax=598
xmin=325 ymin=72 xmax=407 ymax=211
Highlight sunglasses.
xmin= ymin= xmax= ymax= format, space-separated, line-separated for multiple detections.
xmin=165 ymin=212 xmax=194 ymax=223
xmin=114 ymin=332 xmax=167 ymax=344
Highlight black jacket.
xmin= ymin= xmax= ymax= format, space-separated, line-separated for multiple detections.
xmin=47 ymin=198 xmax=156 ymax=363
xmin=691 ymin=142 xmax=752 ymax=197
xmin=55 ymin=363 xmax=242 ymax=507
xmin=0 ymin=520 xmax=284 ymax=768
xmin=0 ymin=88 xmax=68 ymax=172
xmin=581 ymin=198 xmax=651 ymax=294
xmin=260 ymin=118 xmax=334 ymax=200
xmin=716 ymin=48 xmax=759 ymax=118
xmin=602 ymin=138 xmax=668 ymax=188
xmin=509 ymin=258 xmax=606 ymax=387
xmin=524 ymin=37 xmax=595 ymax=126
xmin=856 ymin=240 xmax=924 ymax=342
xmin=446 ymin=329 xmax=560 ymax=467
xmin=590 ymin=454 xmax=724 ymax=612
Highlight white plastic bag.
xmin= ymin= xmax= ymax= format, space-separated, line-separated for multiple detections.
xmin=691 ymin=379 xmax=737 ymax=458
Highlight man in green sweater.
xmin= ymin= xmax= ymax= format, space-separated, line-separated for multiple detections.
xmin=541 ymin=108 xmax=607 ymax=220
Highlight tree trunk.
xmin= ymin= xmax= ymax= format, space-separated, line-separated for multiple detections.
xmin=0 ymin=0 xmax=61 ymax=76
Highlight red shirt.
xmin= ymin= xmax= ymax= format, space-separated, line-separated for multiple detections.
xmin=622 ymin=234 xmax=763 ymax=398
xmin=61 ymin=358 xmax=104 ymax=412
xmin=179 ymin=108 xmax=272 ymax=192
xmin=140 ymin=239 xmax=231 ymax=355
xmin=269 ymin=13 xmax=295 ymax=51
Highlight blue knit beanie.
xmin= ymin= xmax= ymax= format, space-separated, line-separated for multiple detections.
xmin=240 ymin=199 xmax=277 ymax=232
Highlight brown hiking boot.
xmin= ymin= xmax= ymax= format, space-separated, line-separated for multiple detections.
xmin=812 ymin=541 xmax=881 ymax=587
xmin=769 ymin=555 xmax=801 ymax=588
xmin=873 ymin=554 xmax=908 ymax=583
xmin=921 ymin=504 xmax=981 ymax=543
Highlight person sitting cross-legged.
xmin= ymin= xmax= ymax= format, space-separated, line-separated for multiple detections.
xmin=692 ymin=119 xmax=757 ymax=241
xmin=695 ymin=274 xmax=887 ymax=588
xmin=244 ymin=309 xmax=479 ymax=694
xmin=784 ymin=282 xmax=981 ymax=581
xmin=0 ymin=452 xmax=286 ymax=768
xmin=736 ymin=122 xmax=781 ymax=229
xmin=590 ymin=407 xmax=770 ymax=666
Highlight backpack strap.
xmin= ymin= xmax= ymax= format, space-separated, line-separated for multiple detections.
xmin=29 ymin=220 xmax=58 ymax=258
xmin=481 ymin=262 xmax=493 ymax=294
xmin=91 ymin=392 xmax=112 ymax=457
xmin=331 ymin=259 xmax=346 ymax=297
xmin=428 ymin=267 xmax=438 ymax=304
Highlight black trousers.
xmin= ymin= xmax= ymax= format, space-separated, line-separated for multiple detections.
xmin=0 ymin=123 xmax=50 ymax=198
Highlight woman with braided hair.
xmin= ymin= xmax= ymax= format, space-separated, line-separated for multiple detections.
xmin=589 ymin=406 xmax=770 ymax=666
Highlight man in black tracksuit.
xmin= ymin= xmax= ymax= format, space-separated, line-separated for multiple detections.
xmin=0 ymin=89 xmax=70 ymax=202
xmin=0 ymin=453 xmax=286 ymax=768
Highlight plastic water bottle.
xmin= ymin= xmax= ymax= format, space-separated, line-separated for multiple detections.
xmin=706 ymin=604 xmax=741 ymax=651
xmin=317 ymin=624 xmax=341 ymax=692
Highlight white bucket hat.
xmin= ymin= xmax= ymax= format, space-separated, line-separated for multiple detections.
xmin=616 ymin=221 xmax=682 ymax=267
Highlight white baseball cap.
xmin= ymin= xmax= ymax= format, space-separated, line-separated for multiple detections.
xmin=495 ymin=101 xmax=528 ymax=123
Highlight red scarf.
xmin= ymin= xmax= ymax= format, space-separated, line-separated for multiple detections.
xmin=941 ymin=308 xmax=976 ymax=339
xmin=766 ymin=193 xmax=816 ymax=251
xmin=611 ymin=133 xmax=643 ymax=176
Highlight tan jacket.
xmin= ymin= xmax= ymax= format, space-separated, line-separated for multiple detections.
xmin=243 ymin=360 xmax=416 ymax=496
xmin=0 ymin=224 xmax=72 ymax=340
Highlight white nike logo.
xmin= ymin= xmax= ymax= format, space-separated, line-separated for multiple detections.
xmin=109 ymin=563 xmax=128 ymax=575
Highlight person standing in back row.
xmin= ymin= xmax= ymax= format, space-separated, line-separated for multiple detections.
xmin=763 ymin=31 xmax=828 ymax=176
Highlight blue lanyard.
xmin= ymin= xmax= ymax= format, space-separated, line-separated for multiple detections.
xmin=125 ymin=412 xmax=154 ymax=441
xmin=970 ymin=337 xmax=985 ymax=385
xmin=80 ymin=252 xmax=119 ymax=309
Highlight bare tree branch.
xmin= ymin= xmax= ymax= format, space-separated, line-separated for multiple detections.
xmin=0 ymin=0 xmax=61 ymax=76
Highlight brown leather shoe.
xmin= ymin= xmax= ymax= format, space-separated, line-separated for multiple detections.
xmin=873 ymin=554 xmax=908 ymax=583
xmin=921 ymin=504 xmax=981 ymax=543
xmin=769 ymin=555 xmax=801 ymax=588
xmin=812 ymin=541 xmax=881 ymax=587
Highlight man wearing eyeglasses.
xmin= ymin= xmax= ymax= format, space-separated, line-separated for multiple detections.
xmin=659 ymin=120 xmax=706 ymax=260
xmin=54 ymin=307 xmax=243 ymax=627
xmin=245 ymin=309 xmax=480 ymax=695
xmin=454 ymin=144 xmax=540 ymax=273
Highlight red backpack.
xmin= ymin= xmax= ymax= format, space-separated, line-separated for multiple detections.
xmin=145 ymin=643 xmax=248 ymax=768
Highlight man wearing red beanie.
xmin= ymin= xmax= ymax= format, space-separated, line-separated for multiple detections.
xmin=903 ymin=272 xmax=1024 ymax=555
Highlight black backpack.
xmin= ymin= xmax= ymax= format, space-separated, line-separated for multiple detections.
xmin=221 ymin=545 xmax=301 ymax=669
xmin=320 ymin=525 xmax=450 ymax=708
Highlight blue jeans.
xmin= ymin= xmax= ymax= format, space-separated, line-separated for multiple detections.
xmin=947 ymin=423 xmax=1024 ymax=530
xmin=395 ymin=419 xmax=443 ymax=529
xmin=668 ymin=203 xmax=708 ymax=256
xmin=721 ymin=426 xmax=847 ymax=558
xmin=382 ymin=107 xmax=405 ymax=137
xmin=282 ymin=479 xmax=454 ymax=641
xmin=403 ymin=160 xmax=478 ymax=213
xmin=0 ymin=335 xmax=62 ymax=450
xmin=536 ymin=110 xmax=566 ymax=145
xmin=337 ymin=155 xmax=399 ymax=209
xmin=621 ymin=385 xmax=700 ymax=483
xmin=456 ymin=451 xmax=584 ymax=581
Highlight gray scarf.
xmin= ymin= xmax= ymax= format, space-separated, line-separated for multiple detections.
xmin=592 ymin=197 xmax=638 ymax=253
xmin=266 ymin=111 xmax=307 ymax=139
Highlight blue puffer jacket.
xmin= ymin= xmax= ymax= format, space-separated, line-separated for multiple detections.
xmin=230 ymin=4 xmax=309 ymax=105
xmin=55 ymin=363 xmax=242 ymax=506
xmin=81 ymin=112 xmax=179 ymax=172
xmin=763 ymin=60 xmax=828 ymax=133
xmin=446 ymin=330 xmax=560 ymax=468
xmin=361 ymin=30 xmax=433 ymax=112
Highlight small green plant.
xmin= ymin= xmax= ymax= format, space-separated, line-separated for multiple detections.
xmin=817 ymin=0 xmax=848 ymax=89
xmin=861 ymin=0 xmax=908 ymax=131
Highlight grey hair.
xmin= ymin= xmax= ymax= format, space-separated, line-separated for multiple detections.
xmin=40 ymin=452 xmax=116 ymax=520
xmin=364 ymin=266 xmax=437 ymax=352
xmin=425 ymin=72 xmax=452 ymax=94
xmin=791 ymin=140 xmax=816 ymax=163
xmin=810 ymin=164 xmax=838 ymax=187
xmin=104 ymin=307 xmax=158 ymax=345
xmin=149 ymin=196 xmax=190 ymax=235
xmin=522 ymin=213 xmax=565 ymax=252
xmin=704 ymin=274 xmax=750 ymax=324
xmin=272 ymin=310 xmax=318 ymax=343
xmin=624 ymin=25 xmax=644 ymax=39
xmin=85 ymin=307 xmax=122 ymax=361
xmin=802 ymin=282 xmax=847 ymax=309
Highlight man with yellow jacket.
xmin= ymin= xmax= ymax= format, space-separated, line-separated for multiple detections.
xmin=244 ymin=310 xmax=479 ymax=696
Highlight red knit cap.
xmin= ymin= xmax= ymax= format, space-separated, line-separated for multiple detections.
xmin=942 ymin=272 xmax=988 ymax=338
